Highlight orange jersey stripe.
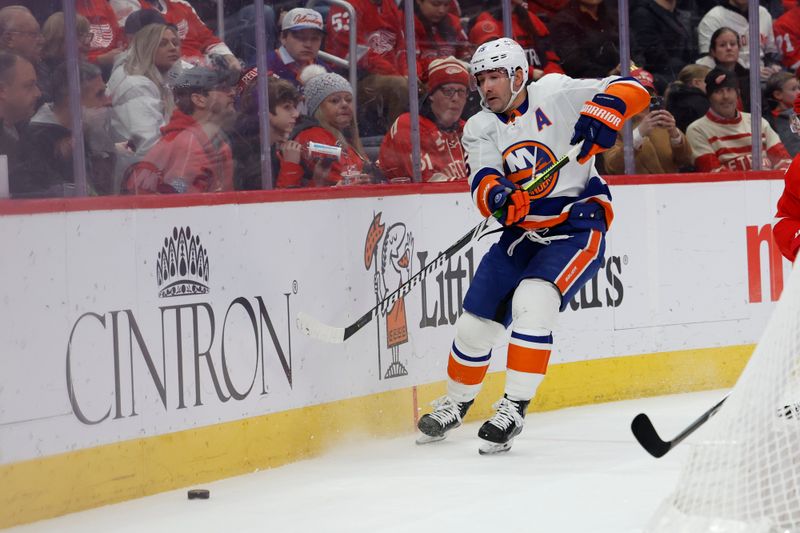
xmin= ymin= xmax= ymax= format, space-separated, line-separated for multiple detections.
xmin=555 ymin=229 xmax=602 ymax=294
xmin=447 ymin=354 xmax=489 ymax=385
xmin=507 ymin=343 xmax=551 ymax=374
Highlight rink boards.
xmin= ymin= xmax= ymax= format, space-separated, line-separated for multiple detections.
xmin=0 ymin=172 xmax=791 ymax=527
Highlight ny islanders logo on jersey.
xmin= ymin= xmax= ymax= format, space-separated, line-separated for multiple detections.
xmin=502 ymin=141 xmax=558 ymax=199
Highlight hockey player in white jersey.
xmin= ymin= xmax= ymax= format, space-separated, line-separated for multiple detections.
xmin=416 ymin=38 xmax=648 ymax=454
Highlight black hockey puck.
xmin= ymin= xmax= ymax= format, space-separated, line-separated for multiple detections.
xmin=187 ymin=489 xmax=210 ymax=500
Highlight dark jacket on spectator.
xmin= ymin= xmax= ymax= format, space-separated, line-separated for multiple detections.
xmin=630 ymin=0 xmax=694 ymax=85
xmin=11 ymin=104 xmax=75 ymax=197
xmin=549 ymin=0 xmax=619 ymax=78
xmin=767 ymin=107 xmax=800 ymax=157
xmin=665 ymin=82 xmax=710 ymax=133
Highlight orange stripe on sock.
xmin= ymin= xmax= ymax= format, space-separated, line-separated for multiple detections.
xmin=555 ymin=229 xmax=601 ymax=294
xmin=447 ymin=354 xmax=489 ymax=385
xmin=507 ymin=343 xmax=551 ymax=374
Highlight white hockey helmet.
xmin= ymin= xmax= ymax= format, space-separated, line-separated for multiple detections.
xmin=469 ymin=38 xmax=529 ymax=112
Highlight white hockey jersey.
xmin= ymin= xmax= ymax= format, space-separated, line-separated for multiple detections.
xmin=464 ymin=74 xmax=645 ymax=231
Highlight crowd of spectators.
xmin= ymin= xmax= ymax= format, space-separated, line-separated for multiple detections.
xmin=1 ymin=0 xmax=800 ymax=198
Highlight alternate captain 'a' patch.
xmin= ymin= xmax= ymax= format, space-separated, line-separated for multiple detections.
xmin=502 ymin=141 xmax=558 ymax=199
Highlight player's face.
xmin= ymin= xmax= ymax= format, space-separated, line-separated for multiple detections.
xmin=281 ymin=29 xmax=323 ymax=64
xmin=270 ymin=100 xmax=300 ymax=139
xmin=319 ymin=91 xmax=354 ymax=130
xmin=417 ymin=0 xmax=451 ymax=24
xmin=475 ymin=69 xmax=512 ymax=113
xmin=430 ymin=83 xmax=467 ymax=127
xmin=710 ymin=31 xmax=739 ymax=67
xmin=709 ymin=86 xmax=738 ymax=119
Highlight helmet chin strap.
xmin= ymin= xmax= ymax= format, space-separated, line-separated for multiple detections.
xmin=478 ymin=71 xmax=525 ymax=114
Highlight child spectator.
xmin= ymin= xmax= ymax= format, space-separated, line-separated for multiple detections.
xmin=380 ymin=57 xmax=468 ymax=182
xmin=231 ymin=69 xmax=303 ymax=190
xmin=687 ymin=67 xmax=792 ymax=172
xmin=698 ymin=0 xmax=781 ymax=76
xmin=765 ymin=71 xmax=800 ymax=156
xmin=110 ymin=0 xmax=239 ymax=70
xmin=665 ymin=63 xmax=711 ymax=132
xmin=77 ymin=0 xmax=126 ymax=74
xmin=549 ymin=0 xmax=620 ymax=78
xmin=414 ymin=0 xmax=472 ymax=80
xmin=774 ymin=1 xmax=800 ymax=72
xmin=324 ymin=0 xmax=408 ymax=134
xmin=107 ymin=22 xmax=179 ymax=157
xmin=278 ymin=66 xmax=370 ymax=187
xmin=468 ymin=0 xmax=563 ymax=80
xmin=37 ymin=12 xmax=92 ymax=104
xmin=12 ymin=62 xmax=113 ymax=197
xmin=603 ymin=68 xmax=692 ymax=174
xmin=125 ymin=65 xmax=237 ymax=193
xmin=266 ymin=8 xmax=329 ymax=90
xmin=697 ymin=27 xmax=751 ymax=111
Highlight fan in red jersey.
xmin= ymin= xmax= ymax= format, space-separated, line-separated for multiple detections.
xmin=774 ymin=93 xmax=800 ymax=261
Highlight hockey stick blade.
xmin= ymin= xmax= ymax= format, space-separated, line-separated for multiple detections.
xmin=296 ymin=311 xmax=345 ymax=344
xmin=631 ymin=394 xmax=729 ymax=458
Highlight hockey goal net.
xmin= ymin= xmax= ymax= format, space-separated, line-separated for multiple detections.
xmin=646 ymin=264 xmax=800 ymax=533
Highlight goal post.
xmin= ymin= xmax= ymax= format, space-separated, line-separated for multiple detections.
xmin=646 ymin=263 xmax=800 ymax=533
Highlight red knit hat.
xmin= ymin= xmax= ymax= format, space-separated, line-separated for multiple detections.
xmin=631 ymin=67 xmax=656 ymax=93
xmin=427 ymin=57 xmax=470 ymax=94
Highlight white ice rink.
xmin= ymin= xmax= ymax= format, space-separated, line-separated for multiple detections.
xmin=8 ymin=390 xmax=727 ymax=533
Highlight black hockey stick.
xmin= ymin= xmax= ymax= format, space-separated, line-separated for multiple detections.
xmin=631 ymin=394 xmax=729 ymax=458
xmin=297 ymin=145 xmax=581 ymax=344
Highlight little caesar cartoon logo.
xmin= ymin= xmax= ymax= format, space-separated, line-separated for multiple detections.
xmin=502 ymin=141 xmax=558 ymax=199
xmin=157 ymin=227 xmax=209 ymax=298
xmin=365 ymin=213 xmax=412 ymax=379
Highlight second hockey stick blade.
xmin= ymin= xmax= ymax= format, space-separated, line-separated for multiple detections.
xmin=631 ymin=394 xmax=728 ymax=458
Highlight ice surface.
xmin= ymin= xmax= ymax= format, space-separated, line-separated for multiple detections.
xmin=9 ymin=390 xmax=726 ymax=533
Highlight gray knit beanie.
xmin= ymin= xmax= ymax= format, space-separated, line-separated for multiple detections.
xmin=301 ymin=68 xmax=353 ymax=116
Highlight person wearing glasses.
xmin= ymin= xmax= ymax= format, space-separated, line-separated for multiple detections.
xmin=379 ymin=56 xmax=469 ymax=182
xmin=0 ymin=5 xmax=43 ymax=65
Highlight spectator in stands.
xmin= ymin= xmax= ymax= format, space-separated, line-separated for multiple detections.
xmin=107 ymin=23 xmax=178 ymax=157
xmin=325 ymin=0 xmax=409 ymax=135
xmin=773 ymin=94 xmax=800 ymax=261
xmin=0 ymin=6 xmax=42 ymax=65
xmin=77 ymin=0 xmax=126 ymax=74
xmin=549 ymin=0 xmax=620 ymax=78
xmin=12 ymin=62 xmax=113 ymax=197
xmin=603 ymin=68 xmax=692 ymax=174
xmin=765 ymin=71 xmax=800 ymax=156
xmin=468 ymin=0 xmax=563 ymax=81
xmin=697 ymin=27 xmax=753 ymax=112
xmin=125 ymin=65 xmax=237 ymax=193
xmin=774 ymin=1 xmax=800 ymax=72
xmin=231 ymin=69 xmax=304 ymax=190
xmin=414 ymin=0 xmax=472 ymax=81
xmin=526 ymin=0 xmax=569 ymax=23
xmin=266 ymin=8 xmax=329 ymax=91
xmin=687 ymin=67 xmax=792 ymax=172
xmin=0 ymin=51 xmax=39 ymax=180
xmin=380 ymin=57 xmax=468 ymax=182
xmin=110 ymin=0 xmax=239 ymax=71
xmin=37 ymin=12 xmax=92 ymax=104
xmin=697 ymin=0 xmax=782 ymax=78
xmin=630 ymin=0 xmax=694 ymax=89
xmin=665 ymin=63 xmax=711 ymax=132
xmin=122 ymin=7 xmax=164 ymax=41
xmin=278 ymin=67 xmax=371 ymax=187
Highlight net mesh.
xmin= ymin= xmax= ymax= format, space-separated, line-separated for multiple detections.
xmin=647 ymin=264 xmax=800 ymax=533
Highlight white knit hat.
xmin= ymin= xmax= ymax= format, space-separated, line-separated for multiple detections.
xmin=300 ymin=65 xmax=352 ymax=116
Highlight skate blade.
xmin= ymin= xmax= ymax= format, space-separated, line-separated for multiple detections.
xmin=416 ymin=434 xmax=447 ymax=445
xmin=478 ymin=439 xmax=513 ymax=455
